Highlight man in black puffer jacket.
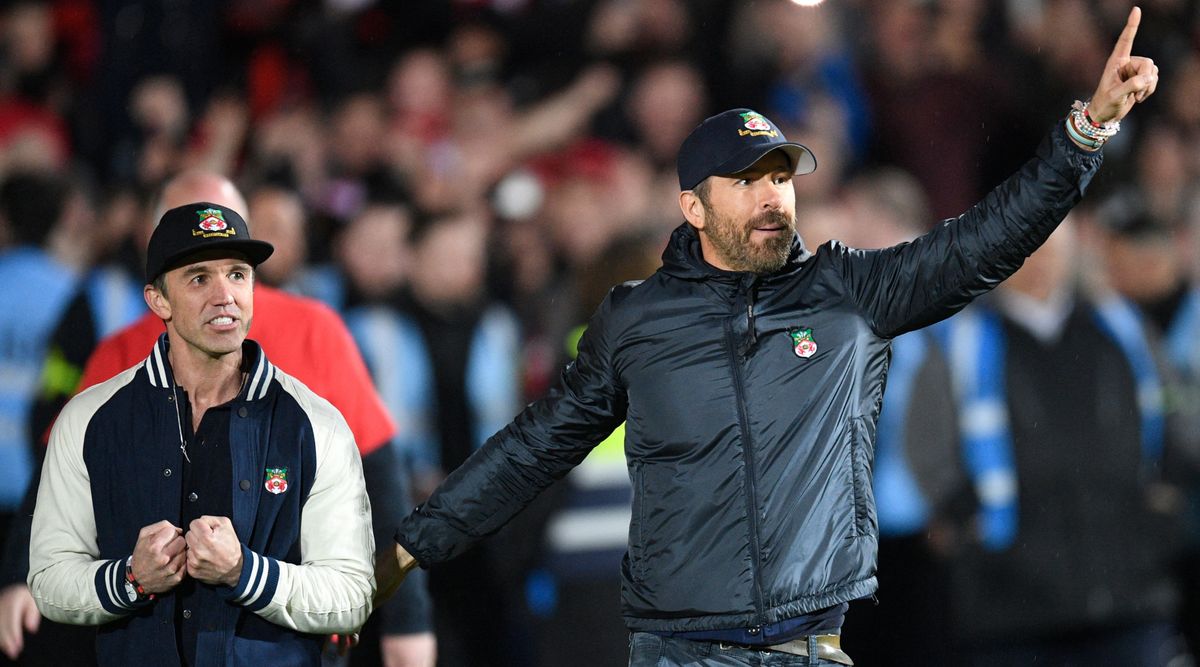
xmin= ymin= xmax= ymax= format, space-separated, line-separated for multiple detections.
xmin=378 ymin=9 xmax=1158 ymax=665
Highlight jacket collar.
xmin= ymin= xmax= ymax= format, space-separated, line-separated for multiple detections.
xmin=659 ymin=222 xmax=811 ymax=282
xmin=143 ymin=332 xmax=275 ymax=402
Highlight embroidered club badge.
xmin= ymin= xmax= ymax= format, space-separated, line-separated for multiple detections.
xmin=196 ymin=208 xmax=228 ymax=232
xmin=264 ymin=467 xmax=289 ymax=494
xmin=790 ymin=328 xmax=817 ymax=359
xmin=740 ymin=111 xmax=771 ymax=132
xmin=193 ymin=208 xmax=236 ymax=238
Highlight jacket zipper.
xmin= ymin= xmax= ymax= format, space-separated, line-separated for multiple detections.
xmin=747 ymin=302 xmax=757 ymax=350
xmin=724 ymin=316 xmax=766 ymax=624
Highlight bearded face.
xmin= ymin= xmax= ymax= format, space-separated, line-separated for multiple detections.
xmin=699 ymin=199 xmax=796 ymax=274
xmin=686 ymin=150 xmax=799 ymax=274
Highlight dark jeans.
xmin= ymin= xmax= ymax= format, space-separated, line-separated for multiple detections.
xmin=628 ymin=632 xmax=846 ymax=667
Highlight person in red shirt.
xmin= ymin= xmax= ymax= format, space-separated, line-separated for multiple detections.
xmin=0 ymin=171 xmax=435 ymax=667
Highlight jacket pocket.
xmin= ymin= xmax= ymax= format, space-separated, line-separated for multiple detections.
xmin=627 ymin=461 xmax=648 ymax=582
xmin=848 ymin=417 xmax=877 ymax=538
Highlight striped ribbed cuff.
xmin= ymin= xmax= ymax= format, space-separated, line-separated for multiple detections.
xmin=94 ymin=557 xmax=152 ymax=615
xmin=217 ymin=545 xmax=279 ymax=612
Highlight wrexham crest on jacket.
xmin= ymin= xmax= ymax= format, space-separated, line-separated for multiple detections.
xmin=789 ymin=327 xmax=817 ymax=359
xmin=264 ymin=467 xmax=289 ymax=494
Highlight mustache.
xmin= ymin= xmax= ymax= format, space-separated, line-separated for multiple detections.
xmin=745 ymin=209 xmax=796 ymax=232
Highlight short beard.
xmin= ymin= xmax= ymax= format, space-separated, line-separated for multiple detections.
xmin=700 ymin=205 xmax=796 ymax=274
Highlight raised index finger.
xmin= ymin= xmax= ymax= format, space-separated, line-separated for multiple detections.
xmin=1110 ymin=6 xmax=1141 ymax=61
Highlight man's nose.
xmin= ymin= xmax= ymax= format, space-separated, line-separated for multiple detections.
xmin=757 ymin=180 xmax=782 ymax=210
xmin=212 ymin=279 xmax=236 ymax=305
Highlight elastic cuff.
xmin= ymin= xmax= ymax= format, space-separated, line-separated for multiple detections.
xmin=217 ymin=545 xmax=279 ymax=612
xmin=94 ymin=557 xmax=151 ymax=614
xmin=391 ymin=534 xmax=427 ymax=570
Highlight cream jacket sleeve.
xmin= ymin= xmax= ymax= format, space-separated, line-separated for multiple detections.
xmin=29 ymin=370 xmax=140 ymax=625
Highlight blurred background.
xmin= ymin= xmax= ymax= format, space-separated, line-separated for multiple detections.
xmin=0 ymin=0 xmax=1199 ymax=665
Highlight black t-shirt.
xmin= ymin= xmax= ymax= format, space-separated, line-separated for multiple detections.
xmin=173 ymin=389 xmax=233 ymax=667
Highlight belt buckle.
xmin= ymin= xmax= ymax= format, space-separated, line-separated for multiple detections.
xmin=812 ymin=635 xmax=854 ymax=666
xmin=765 ymin=635 xmax=854 ymax=666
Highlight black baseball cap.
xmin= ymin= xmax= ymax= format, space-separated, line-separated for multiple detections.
xmin=677 ymin=108 xmax=817 ymax=191
xmin=145 ymin=202 xmax=274 ymax=284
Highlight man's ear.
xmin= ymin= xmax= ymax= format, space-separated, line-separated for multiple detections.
xmin=144 ymin=284 xmax=172 ymax=321
xmin=680 ymin=190 xmax=706 ymax=231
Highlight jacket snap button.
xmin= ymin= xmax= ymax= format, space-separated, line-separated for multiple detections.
xmin=237 ymin=407 xmax=248 ymax=418
xmin=163 ymin=468 xmax=172 ymax=477
xmin=240 ymin=479 xmax=251 ymax=491
xmin=182 ymin=609 xmax=191 ymax=619
xmin=188 ymin=492 xmax=198 ymax=503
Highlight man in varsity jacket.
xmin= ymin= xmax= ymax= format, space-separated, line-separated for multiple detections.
xmin=28 ymin=202 xmax=375 ymax=666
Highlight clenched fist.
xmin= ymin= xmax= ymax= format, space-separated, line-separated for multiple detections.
xmin=131 ymin=520 xmax=188 ymax=594
xmin=185 ymin=516 xmax=243 ymax=587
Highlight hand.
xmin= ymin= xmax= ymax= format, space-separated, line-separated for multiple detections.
xmin=0 ymin=584 xmax=39 ymax=660
xmin=381 ymin=631 xmax=437 ymax=667
xmin=185 ymin=516 xmax=243 ymax=587
xmin=131 ymin=520 xmax=188 ymax=594
xmin=1087 ymin=6 xmax=1159 ymax=124
xmin=373 ymin=542 xmax=419 ymax=609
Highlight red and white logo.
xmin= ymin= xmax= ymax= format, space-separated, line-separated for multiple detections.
xmin=198 ymin=216 xmax=227 ymax=232
xmin=195 ymin=207 xmax=229 ymax=233
xmin=790 ymin=328 xmax=818 ymax=359
xmin=743 ymin=115 xmax=771 ymax=132
xmin=264 ymin=467 xmax=289 ymax=495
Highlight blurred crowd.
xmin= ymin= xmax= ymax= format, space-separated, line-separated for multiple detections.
xmin=1 ymin=0 xmax=1199 ymax=665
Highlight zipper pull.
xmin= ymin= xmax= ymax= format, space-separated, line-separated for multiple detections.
xmin=747 ymin=302 xmax=757 ymax=349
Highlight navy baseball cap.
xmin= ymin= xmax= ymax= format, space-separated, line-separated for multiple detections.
xmin=676 ymin=108 xmax=817 ymax=191
xmin=145 ymin=202 xmax=274 ymax=284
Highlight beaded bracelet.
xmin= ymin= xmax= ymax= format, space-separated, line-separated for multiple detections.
xmin=1065 ymin=114 xmax=1103 ymax=149
xmin=125 ymin=557 xmax=156 ymax=602
xmin=1070 ymin=100 xmax=1119 ymax=143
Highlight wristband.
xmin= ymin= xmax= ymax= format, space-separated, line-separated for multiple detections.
xmin=1069 ymin=100 xmax=1119 ymax=146
xmin=124 ymin=557 xmax=155 ymax=603
xmin=1065 ymin=115 xmax=1102 ymax=149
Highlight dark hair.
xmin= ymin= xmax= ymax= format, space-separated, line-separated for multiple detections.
xmin=0 ymin=171 xmax=70 ymax=247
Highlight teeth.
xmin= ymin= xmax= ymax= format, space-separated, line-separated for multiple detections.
xmin=211 ymin=317 xmax=234 ymax=325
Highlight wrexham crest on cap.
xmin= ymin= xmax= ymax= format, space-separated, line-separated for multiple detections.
xmin=193 ymin=208 xmax=236 ymax=238
xmin=789 ymin=327 xmax=817 ymax=359
xmin=264 ymin=467 xmax=289 ymax=494
xmin=739 ymin=111 xmax=777 ymax=138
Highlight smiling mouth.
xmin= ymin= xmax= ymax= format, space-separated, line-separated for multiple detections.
xmin=209 ymin=316 xmax=236 ymax=326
